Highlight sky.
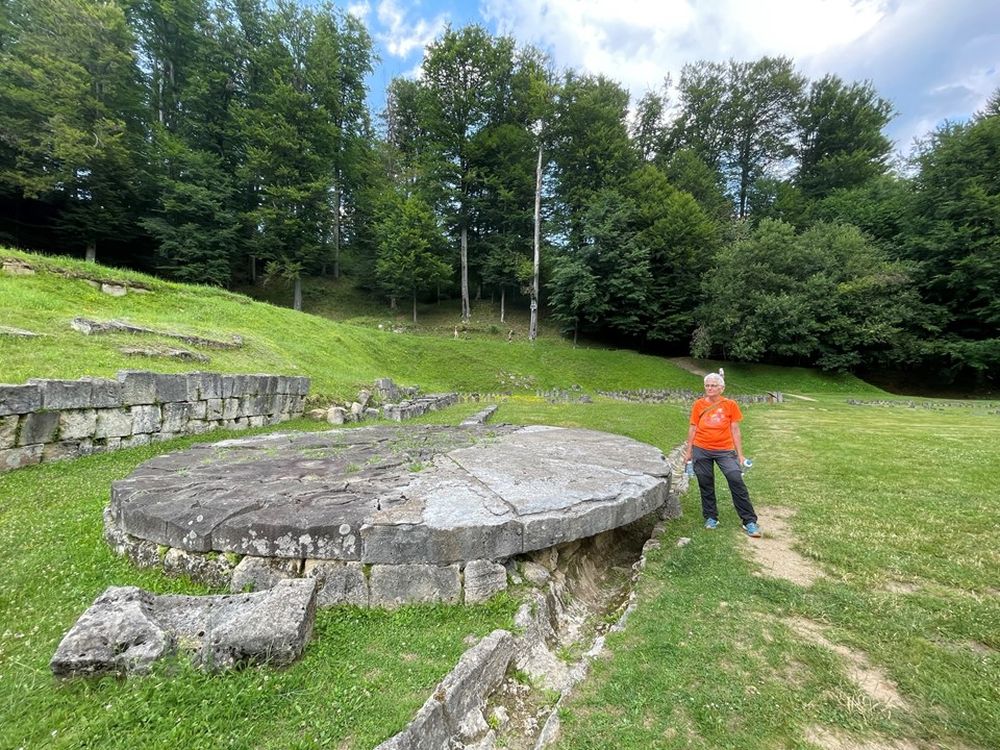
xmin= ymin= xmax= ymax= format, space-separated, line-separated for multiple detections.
xmin=346 ymin=0 xmax=1000 ymax=159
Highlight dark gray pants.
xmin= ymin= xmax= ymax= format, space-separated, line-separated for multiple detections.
xmin=692 ymin=446 xmax=757 ymax=525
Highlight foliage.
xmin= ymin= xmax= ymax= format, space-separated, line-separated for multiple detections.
xmin=693 ymin=220 xmax=929 ymax=370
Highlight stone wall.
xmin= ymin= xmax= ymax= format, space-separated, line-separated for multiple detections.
xmin=0 ymin=370 xmax=309 ymax=472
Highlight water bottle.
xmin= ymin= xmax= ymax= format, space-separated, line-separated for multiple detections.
xmin=742 ymin=457 xmax=753 ymax=469
xmin=684 ymin=460 xmax=694 ymax=477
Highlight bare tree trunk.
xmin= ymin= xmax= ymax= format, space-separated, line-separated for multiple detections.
xmin=412 ymin=289 xmax=418 ymax=323
xmin=500 ymin=287 xmax=506 ymax=324
xmin=529 ymin=141 xmax=543 ymax=342
xmin=333 ymin=187 xmax=341 ymax=279
xmin=390 ymin=295 xmax=396 ymax=311
xmin=460 ymin=225 xmax=470 ymax=320
xmin=293 ymin=275 xmax=302 ymax=311
xmin=249 ymin=255 xmax=256 ymax=283
xmin=573 ymin=320 xmax=578 ymax=346
xmin=85 ymin=240 xmax=96 ymax=263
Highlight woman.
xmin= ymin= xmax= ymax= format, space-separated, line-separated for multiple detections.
xmin=684 ymin=371 xmax=762 ymax=537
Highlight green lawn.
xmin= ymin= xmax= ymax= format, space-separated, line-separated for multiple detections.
xmin=2 ymin=249 xmax=997 ymax=749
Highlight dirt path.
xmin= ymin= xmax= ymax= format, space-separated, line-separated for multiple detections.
xmin=743 ymin=506 xmax=824 ymax=587
xmin=667 ymin=357 xmax=709 ymax=377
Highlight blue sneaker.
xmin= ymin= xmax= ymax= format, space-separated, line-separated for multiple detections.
xmin=743 ymin=521 xmax=762 ymax=538
xmin=704 ymin=517 xmax=719 ymax=530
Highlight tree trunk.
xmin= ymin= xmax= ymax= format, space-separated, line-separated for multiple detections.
xmin=249 ymin=255 xmax=256 ymax=283
xmin=85 ymin=240 xmax=96 ymax=263
xmin=460 ymin=225 xmax=470 ymax=320
xmin=293 ymin=275 xmax=302 ymax=311
xmin=529 ymin=141 xmax=543 ymax=342
xmin=333 ymin=187 xmax=341 ymax=279
xmin=573 ymin=320 xmax=579 ymax=346
xmin=500 ymin=286 xmax=506 ymax=323
xmin=412 ymin=289 xmax=418 ymax=323
xmin=390 ymin=295 xmax=397 ymax=311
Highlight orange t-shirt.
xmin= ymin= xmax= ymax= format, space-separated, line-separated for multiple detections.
xmin=689 ymin=397 xmax=742 ymax=451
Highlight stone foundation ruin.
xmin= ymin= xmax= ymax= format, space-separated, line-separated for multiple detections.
xmin=104 ymin=423 xmax=673 ymax=607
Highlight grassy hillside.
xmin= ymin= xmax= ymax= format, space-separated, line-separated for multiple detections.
xmin=4 ymin=248 xmax=996 ymax=750
xmin=1 ymin=247 xmax=878 ymax=399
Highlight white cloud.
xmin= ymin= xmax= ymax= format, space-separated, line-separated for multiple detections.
xmin=346 ymin=1 xmax=371 ymax=22
xmin=376 ymin=0 xmax=449 ymax=59
xmin=482 ymin=0 xmax=884 ymax=95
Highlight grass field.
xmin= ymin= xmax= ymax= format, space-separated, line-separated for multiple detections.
xmin=1 ymin=249 xmax=997 ymax=749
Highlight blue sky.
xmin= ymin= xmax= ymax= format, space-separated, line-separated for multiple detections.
xmin=347 ymin=0 xmax=1000 ymax=158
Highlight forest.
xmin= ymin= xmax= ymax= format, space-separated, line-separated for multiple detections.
xmin=1 ymin=0 xmax=997 ymax=385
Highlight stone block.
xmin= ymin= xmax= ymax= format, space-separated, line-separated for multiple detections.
xmin=222 ymin=398 xmax=239 ymax=420
xmin=199 ymin=373 xmax=223 ymax=400
xmin=206 ymin=398 xmax=224 ymax=420
xmin=327 ymin=407 xmax=346 ymax=425
xmin=189 ymin=400 xmax=207 ymax=420
xmin=42 ymin=441 xmax=85 ymax=463
xmin=30 ymin=379 xmax=93 ymax=410
xmin=163 ymin=548 xmax=236 ymax=589
xmin=304 ymin=561 xmax=369 ymax=607
xmin=0 ymin=415 xmax=19 ymax=449
xmin=220 ymin=375 xmax=237 ymax=398
xmin=122 ymin=433 xmax=152 ymax=449
xmin=95 ymin=408 xmax=133 ymax=439
xmin=118 ymin=371 xmax=157 ymax=405
xmin=86 ymin=378 xmax=123 ymax=408
xmin=437 ymin=630 xmax=514 ymax=728
xmin=369 ymin=563 xmax=461 ymax=608
xmin=50 ymin=580 xmax=317 ymax=677
xmin=154 ymin=374 xmax=188 ymax=403
xmin=50 ymin=587 xmax=170 ymax=677
xmin=1 ymin=444 xmax=43 ymax=470
xmin=373 ymin=698 xmax=450 ymax=750
xmin=0 ymin=383 xmax=41 ymax=416
xmin=230 ymin=556 xmax=301 ymax=593
xmin=17 ymin=411 xmax=59 ymax=446
xmin=247 ymin=416 xmax=264 ymax=428
xmin=161 ymin=402 xmax=189 ymax=432
xmin=463 ymin=560 xmax=508 ymax=604
xmin=131 ymin=404 xmax=161 ymax=434
xmin=187 ymin=419 xmax=211 ymax=433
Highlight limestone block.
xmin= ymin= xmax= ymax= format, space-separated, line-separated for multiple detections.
xmin=230 ymin=556 xmax=301 ymax=593
xmin=187 ymin=419 xmax=211 ymax=433
xmin=189 ymin=400 xmax=207 ymax=420
xmin=350 ymin=401 xmax=364 ymax=418
xmin=196 ymin=579 xmax=317 ymax=671
xmin=520 ymin=561 xmax=551 ymax=586
xmin=95 ymin=437 xmax=123 ymax=453
xmin=463 ymin=560 xmax=508 ymax=604
xmin=369 ymin=563 xmax=461 ymax=608
xmin=198 ymin=372 xmax=223 ymax=400
xmin=50 ymin=587 xmax=170 ymax=676
xmin=304 ymin=560 xmax=368 ymax=607
xmin=161 ymin=402 xmax=189 ymax=432
xmin=43 ymin=441 xmax=85 ymax=463
xmin=327 ymin=407 xmax=346 ymax=425
xmin=17 ymin=411 xmax=59 ymax=446
xmin=436 ymin=630 xmax=514 ymax=729
xmin=122 ymin=433 xmax=152 ymax=449
xmin=247 ymin=416 xmax=264 ymax=428
xmin=131 ymin=404 xmax=161 ymax=434
xmin=373 ymin=699 xmax=450 ymax=750
xmin=357 ymin=389 xmax=372 ymax=409
xmin=85 ymin=378 xmax=123 ymax=408
xmin=154 ymin=374 xmax=188 ymax=403
xmin=117 ymin=371 xmax=157 ymax=405
xmin=0 ymin=383 xmax=41 ymax=416
xmin=163 ymin=548 xmax=236 ymax=589
xmin=30 ymin=378 xmax=93 ymax=409
xmin=222 ymin=398 xmax=239 ymax=420
xmin=101 ymin=282 xmax=127 ymax=297
xmin=220 ymin=375 xmax=236 ymax=398
xmin=50 ymin=580 xmax=317 ymax=677
xmin=0 ymin=415 xmax=19 ymax=449
xmin=206 ymin=398 xmax=224 ymax=420
xmin=1 ymin=444 xmax=43 ymax=470
xmin=95 ymin=408 xmax=133 ymax=438
xmin=364 ymin=408 xmax=380 ymax=420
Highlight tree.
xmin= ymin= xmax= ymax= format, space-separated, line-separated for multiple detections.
xmin=0 ymin=0 xmax=147 ymax=261
xmin=904 ymin=115 xmax=1000 ymax=379
xmin=420 ymin=25 xmax=512 ymax=321
xmin=673 ymin=57 xmax=805 ymax=218
xmin=374 ymin=191 xmax=450 ymax=322
xmin=692 ymin=219 xmax=929 ymax=370
xmin=797 ymin=74 xmax=894 ymax=200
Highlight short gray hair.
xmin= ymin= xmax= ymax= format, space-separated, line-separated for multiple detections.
xmin=704 ymin=372 xmax=725 ymax=387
